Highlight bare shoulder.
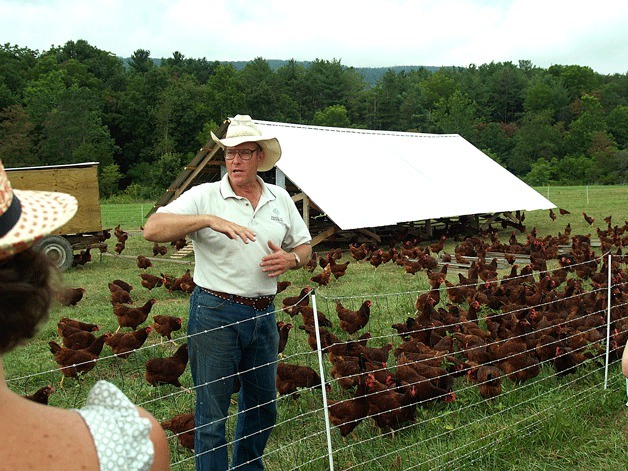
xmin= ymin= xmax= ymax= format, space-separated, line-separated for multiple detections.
xmin=0 ymin=399 xmax=98 ymax=470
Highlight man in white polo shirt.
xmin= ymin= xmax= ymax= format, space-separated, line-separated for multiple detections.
xmin=143 ymin=115 xmax=311 ymax=471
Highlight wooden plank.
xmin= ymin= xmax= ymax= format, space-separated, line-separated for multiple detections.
xmin=291 ymin=192 xmax=306 ymax=203
xmin=558 ymin=239 xmax=601 ymax=254
xmin=480 ymin=212 xmax=503 ymax=230
xmin=302 ymin=194 xmax=310 ymax=230
xmin=170 ymin=241 xmax=195 ymax=260
xmin=357 ymin=228 xmax=381 ymax=243
xmin=7 ymin=163 xmax=102 ymax=234
xmin=176 ymin=147 xmax=222 ymax=200
xmin=311 ymin=226 xmax=338 ymax=247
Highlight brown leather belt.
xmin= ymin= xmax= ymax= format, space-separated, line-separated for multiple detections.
xmin=200 ymin=287 xmax=275 ymax=311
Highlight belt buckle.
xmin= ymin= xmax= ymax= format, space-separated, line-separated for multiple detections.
xmin=253 ymin=296 xmax=273 ymax=311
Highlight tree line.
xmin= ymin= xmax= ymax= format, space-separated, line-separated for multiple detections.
xmin=0 ymin=40 xmax=625 ymax=199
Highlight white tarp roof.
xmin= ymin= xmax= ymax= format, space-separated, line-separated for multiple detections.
xmin=256 ymin=120 xmax=555 ymax=231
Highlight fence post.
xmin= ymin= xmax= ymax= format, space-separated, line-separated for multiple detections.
xmin=311 ymin=290 xmax=335 ymax=471
xmin=603 ymin=254 xmax=612 ymax=389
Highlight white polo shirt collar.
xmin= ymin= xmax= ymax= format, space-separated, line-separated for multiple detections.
xmin=219 ymin=174 xmax=277 ymax=209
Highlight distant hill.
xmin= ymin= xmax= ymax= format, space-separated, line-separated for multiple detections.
xmin=222 ymin=60 xmax=441 ymax=87
xmin=354 ymin=65 xmax=441 ymax=86
xmin=120 ymin=57 xmax=440 ymax=87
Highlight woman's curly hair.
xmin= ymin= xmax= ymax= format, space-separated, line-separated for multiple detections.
xmin=0 ymin=248 xmax=57 ymax=354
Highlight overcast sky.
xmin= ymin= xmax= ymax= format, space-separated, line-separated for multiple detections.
xmin=2 ymin=0 xmax=626 ymax=75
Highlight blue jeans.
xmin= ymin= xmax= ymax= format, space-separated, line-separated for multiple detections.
xmin=188 ymin=287 xmax=279 ymax=471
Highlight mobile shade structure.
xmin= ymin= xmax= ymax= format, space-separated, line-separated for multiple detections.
xmin=150 ymin=118 xmax=555 ymax=246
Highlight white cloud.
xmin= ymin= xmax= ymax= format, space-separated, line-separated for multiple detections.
xmin=0 ymin=0 xmax=626 ymax=73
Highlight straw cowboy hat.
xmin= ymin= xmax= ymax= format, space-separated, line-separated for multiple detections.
xmin=211 ymin=115 xmax=281 ymax=172
xmin=0 ymin=160 xmax=78 ymax=261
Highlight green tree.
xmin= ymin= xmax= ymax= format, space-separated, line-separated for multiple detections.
xmin=369 ymin=69 xmax=409 ymax=130
xmin=37 ymin=86 xmax=116 ymax=166
xmin=44 ymin=40 xmax=126 ymax=90
xmin=238 ymin=57 xmax=281 ymax=119
xmin=161 ymin=53 xmax=220 ymax=85
xmin=312 ymin=104 xmax=350 ymax=127
xmin=128 ymin=49 xmax=155 ymax=74
xmin=275 ymin=60 xmax=308 ymax=122
xmin=162 ymin=51 xmax=186 ymax=68
xmin=0 ymin=43 xmax=39 ymax=108
xmin=590 ymin=148 xmax=627 ymax=184
xmin=510 ymin=110 xmax=563 ymax=175
xmin=484 ymin=62 xmax=527 ymax=123
xmin=564 ymin=94 xmax=608 ymax=155
xmin=398 ymin=81 xmax=428 ymax=132
xmin=152 ymin=152 xmax=185 ymax=191
xmin=302 ymin=59 xmax=365 ymax=121
xmin=606 ymin=105 xmax=627 ymax=149
xmin=152 ymin=74 xmax=209 ymax=158
xmin=475 ymin=122 xmax=514 ymax=162
xmin=197 ymin=120 xmax=220 ymax=149
xmin=523 ymin=74 xmax=570 ymax=117
xmin=0 ymin=104 xmax=37 ymax=167
xmin=548 ymin=64 xmax=602 ymax=102
xmin=22 ymin=69 xmax=67 ymax=127
xmin=418 ymin=70 xmax=456 ymax=111
xmin=100 ymin=163 xmax=123 ymax=197
xmin=430 ymin=90 xmax=480 ymax=140
xmin=112 ymin=67 xmax=170 ymax=173
xmin=599 ymin=73 xmax=628 ymax=110
xmin=552 ymin=154 xmax=594 ymax=184
xmin=205 ymin=64 xmax=245 ymax=123
xmin=525 ymin=158 xmax=553 ymax=186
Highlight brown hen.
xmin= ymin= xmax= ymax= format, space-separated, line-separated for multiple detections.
xmin=145 ymin=343 xmax=189 ymax=387
xmin=161 ymin=413 xmax=195 ymax=450
xmin=336 ymin=300 xmax=372 ymax=334
xmin=106 ymin=326 xmax=153 ymax=359
xmin=113 ymin=299 xmax=156 ymax=331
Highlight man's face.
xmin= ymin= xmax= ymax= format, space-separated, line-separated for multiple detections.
xmin=225 ymin=142 xmax=265 ymax=187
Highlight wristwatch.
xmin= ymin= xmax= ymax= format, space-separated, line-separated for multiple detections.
xmin=291 ymin=251 xmax=301 ymax=268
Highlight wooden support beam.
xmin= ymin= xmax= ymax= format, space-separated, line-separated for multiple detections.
xmin=302 ymin=194 xmax=310 ymax=230
xmin=291 ymin=192 xmax=306 ymax=203
xmin=291 ymin=192 xmax=311 ymax=229
xmin=481 ymin=212 xmax=503 ymax=230
xmin=311 ymin=226 xmax=338 ymax=247
xmin=176 ymin=147 xmax=221 ymax=199
xmin=357 ymin=228 xmax=381 ymax=243
xmin=425 ymin=219 xmax=432 ymax=237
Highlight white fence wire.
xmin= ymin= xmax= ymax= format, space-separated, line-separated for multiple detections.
xmin=6 ymin=251 xmax=627 ymax=470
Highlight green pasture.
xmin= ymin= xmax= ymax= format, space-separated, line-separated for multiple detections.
xmin=3 ymin=185 xmax=627 ymax=470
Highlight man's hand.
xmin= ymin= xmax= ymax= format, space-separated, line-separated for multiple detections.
xmin=207 ymin=215 xmax=256 ymax=243
xmin=260 ymin=241 xmax=293 ymax=277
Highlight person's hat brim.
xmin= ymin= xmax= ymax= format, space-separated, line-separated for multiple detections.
xmin=0 ymin=189 xmax=78 ymax=261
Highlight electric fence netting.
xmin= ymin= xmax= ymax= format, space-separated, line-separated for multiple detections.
xmin=6 ymin=253 xmax=627 ymax=471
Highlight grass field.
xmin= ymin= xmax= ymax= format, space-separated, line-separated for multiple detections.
xmin=4 ymin=185 xmax=627 ymax=470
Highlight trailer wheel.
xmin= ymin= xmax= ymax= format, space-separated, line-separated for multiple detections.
xmin=34 ymin=236 xmax=74 ymax=271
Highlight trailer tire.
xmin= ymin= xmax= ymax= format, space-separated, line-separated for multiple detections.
xmin=34 ymin=236 xmax=74 ymax=271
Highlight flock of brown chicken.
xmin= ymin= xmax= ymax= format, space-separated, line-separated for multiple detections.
xmin=274 ymin=212 xmax=627 ymax=439
xmin=49 ymin=227 xmax=192 ymax=394
xmin=44 ymin=211 xmax=627 ymax=449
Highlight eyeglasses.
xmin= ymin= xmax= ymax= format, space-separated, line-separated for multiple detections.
xmin=224 ymin=148 xmax=259 ymax=160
